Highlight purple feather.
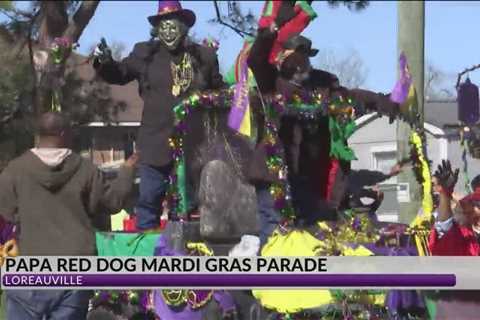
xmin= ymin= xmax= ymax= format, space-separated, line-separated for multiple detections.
xmin=390 ymin=52 xmax=412 ymax=104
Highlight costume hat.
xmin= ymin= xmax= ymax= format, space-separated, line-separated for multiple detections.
xmin=274 ymin=34 xmax=318 ymax=69
xmin=283 ymin=34 xmax=318 ymax=57
xmin=148 ymin=1 xmax=196 ymax=28
xmin=460 ymin=189 xmax=480 ymax=208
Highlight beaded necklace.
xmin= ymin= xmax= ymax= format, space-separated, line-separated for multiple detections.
xmin=171 ymin=53 xmax=193 ymax=97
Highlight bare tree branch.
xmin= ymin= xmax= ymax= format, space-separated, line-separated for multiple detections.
xmin=27 ymin=10 xmax=40 ymax=114
xmin=211 ymin=0 xmax=252 ymax=38
xmin=63 ymin=0 xmax=99 ymax=43
xmin=316 ymin=48 xmax=368 ymax=88
xmin=425 ymin=63 xmax=455 ymax=100
xmin=326 ymin=0 xmax=370 ymax=11
xmin=456 ymin=63 xmax=480 ymax=89
xmin=0 ymin=8 xmax=33 ymax=20
xmin=38 ymin=1 xmax=68 ymax=44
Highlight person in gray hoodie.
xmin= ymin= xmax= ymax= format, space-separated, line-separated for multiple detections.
xmin=0 ymin=112 xmax=137 ymax=320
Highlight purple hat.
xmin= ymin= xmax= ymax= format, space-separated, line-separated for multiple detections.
xmin=148 ymin=1 xmax=196 ymax=28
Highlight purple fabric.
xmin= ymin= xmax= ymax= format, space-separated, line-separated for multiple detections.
xmin=386 ymin=290 xmax=425 ymax=315
xmin=384 ymin=247 xmax=426 ymax=314
xmin=363 ymin=243 xmax=418 ymax=257
xmin=152 ymin=235 xmax=237 ymax=319
xmin=153 ymin=234 xmax=179 ymax=256
xmin=158 ymin=0 xmax=183 ymax=13
xmin=0 ymin=217 xmax=16 ymax=244
xmin=154 ymin=291 xmax=202 ymax=320
xmin=213 ymin=291 xmax=236 ymax=314
xmin=228 ymin=55 xmax=249 ymax=132
xmin=390 ymin=52 xmax=412 ymax=104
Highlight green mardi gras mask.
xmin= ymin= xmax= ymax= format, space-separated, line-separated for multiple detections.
xmin=156 ymin=18 xmax=188 ymax=51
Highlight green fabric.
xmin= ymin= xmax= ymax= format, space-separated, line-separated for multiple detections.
xmin=96 ymin=232 xmax=161 ymax=256
xmin=224 ymin=37 xmax=257 ymax=87
xmin=329 ymin=117 xmax=357 ymax=161
xmin=295 ymin=1 xmax=318 ymax=19
xmin=224 ymin=67 xmax=236 ymax=86
xmin=425 ymin=296 xmax=437 ymax=320
xmin=262 ymin=0 xmax=274 ymax=17
xmin=176 ymin=158 xmax=189 ymax=216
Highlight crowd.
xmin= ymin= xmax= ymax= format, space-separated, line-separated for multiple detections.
xmin=0 ymin=1 xmax=479 ymax=319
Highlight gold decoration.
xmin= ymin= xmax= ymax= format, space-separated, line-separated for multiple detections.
xmin=0 ymin=239 xmax=19 ymax=267
xmin=171 ymin=53 xmax=193 ymax=97
xmin=172 ymin=85 xmax=181 ymax=97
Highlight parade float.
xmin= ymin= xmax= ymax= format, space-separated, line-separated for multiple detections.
xmin=0 ymin=1 xmax=464 ymax=319
xmin=86 ymin=48 xmax=440 ymax=319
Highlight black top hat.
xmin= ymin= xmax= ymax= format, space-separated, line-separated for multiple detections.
xmin=283 ymin=35 xmax=319 ymax=57
xmin=148 ymin=1 xmax=196 ymax=28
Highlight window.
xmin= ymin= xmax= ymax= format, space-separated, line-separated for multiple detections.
xmin=370 ymin=146 xmax=399 ymax=221
xmin=371 ymin=147 xmax=397 ymax=184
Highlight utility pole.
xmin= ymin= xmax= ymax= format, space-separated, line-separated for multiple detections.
xmin=397 ymin=1 xmax=425 ymax=223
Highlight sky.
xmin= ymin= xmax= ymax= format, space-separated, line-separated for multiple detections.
xmin=7 ymin=1 xmax=480 ymax=93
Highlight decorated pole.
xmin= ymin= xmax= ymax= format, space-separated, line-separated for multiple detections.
xmin=397 ymin=1 xmax=425 ymax=223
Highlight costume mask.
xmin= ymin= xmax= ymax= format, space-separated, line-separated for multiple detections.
xmin=157 ymin=18 xmax=187 ymax=51
xmin=292 ymin=59 xmax=312 ymax=84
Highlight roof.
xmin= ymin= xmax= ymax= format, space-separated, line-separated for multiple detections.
xmin=424 ymin=100 xmax=458 ymax=129
xmin=67 ymin=53 xmax=143 ymax=123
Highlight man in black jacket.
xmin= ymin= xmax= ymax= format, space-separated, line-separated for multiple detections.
xmin=93 ymin=1 xmax=224 ymax=230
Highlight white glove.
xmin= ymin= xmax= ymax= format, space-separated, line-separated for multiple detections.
xmin=93 ymin=37 xmax=112 ymax=63
xmin=229 ymin=235 xmax=261 ymax=257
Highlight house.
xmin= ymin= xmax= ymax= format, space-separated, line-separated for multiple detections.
xmin=349 ymin=100 xmax=480 ymax=223
xmin=66 ymin=54 xmax=143 ymax=167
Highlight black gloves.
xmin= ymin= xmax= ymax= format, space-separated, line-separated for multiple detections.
xmin=434 ymin=160 xmax=459 ymax=195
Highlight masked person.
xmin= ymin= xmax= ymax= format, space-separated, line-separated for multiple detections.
xmin=93 ymin=1 xmax=224 ymax=230
xmin=246 ymin=2 xmax=399 ymax=244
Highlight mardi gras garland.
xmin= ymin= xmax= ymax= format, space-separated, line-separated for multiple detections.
xmin=408 ymin=130 xmax=433 ymax=256
xmin=160 ymin=242 xmax=214 ymax=309
xmin=167 ymin=88 xmax=358 ymax=220
xmin=91 ymin=290 xmax=150 ymax=312
xmin=460 ymin=129 xmax=472 ymax=193
xmin=314 ymin=213 xmax=380 ymax=256
xmin=90 ymin=242 xmax=215 ymax=314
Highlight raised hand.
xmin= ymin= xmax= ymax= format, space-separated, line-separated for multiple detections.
xmin=125 ymin=152 xmax=140 ymax=169
xmin=434 ymin=160 xmax=459 ymax=195
xmin=389 ymin=163 xmax=403 ymax=177
xmin=93 ymin=37 xmax=113 ymax=64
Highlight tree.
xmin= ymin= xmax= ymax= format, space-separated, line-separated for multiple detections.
xmin=1 ymin=1 xmax=99 ymax=115
xmin=0 ymin=1 xmax=126 ymax=167
xmin=326 ymin=0 xmax=370 ymax=11
xmin=424 ymin=62 xmax=455 ymax=100
xmin=209 ymin=1 xmax=369 ymax=38
xmin=315 ymin=48 xmax=368 ymax=88
xmin=209 ymin=1 xmax=257 ymax=38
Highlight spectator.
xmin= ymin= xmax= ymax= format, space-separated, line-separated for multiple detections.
xmin=429 ymin=160 xmax=479 ymax=256
xmin=0 ymin=112 xmax=137 ymax=320
xmin=429 ymin=161 xmax=480 ymax=320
